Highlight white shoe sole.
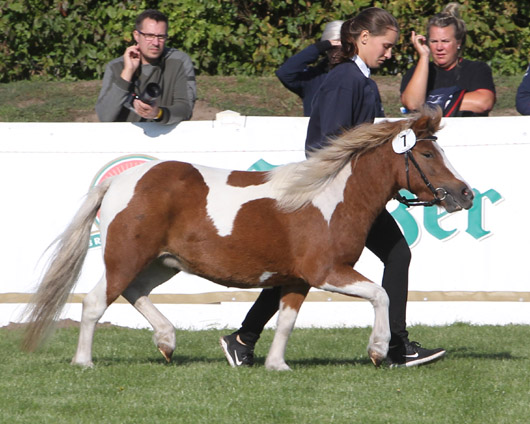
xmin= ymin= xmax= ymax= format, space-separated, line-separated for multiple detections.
xmin=219 ymin=337 xmax=237 ymax=367
xmin=389 ymin=349 xmax=446 ymax=368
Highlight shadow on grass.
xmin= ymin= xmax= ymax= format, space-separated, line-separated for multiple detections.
xmin=80 ymin=353 xmax=373 ymax=368
xmin=93 ymin=354 xmax=376 ymax=368
xmin=88 ymin=354 xmax=224 ymax=367
xmin=33 ymin=339 xmax=524 ymax=368
xmin=270 ymin=356 xmax=374 ymax=367
xmin=93 ymin=347 xmax=524 ymax=368
xmin=446 ymin=346 xmax=521 ymax=361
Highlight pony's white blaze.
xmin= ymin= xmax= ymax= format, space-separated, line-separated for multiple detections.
xmin=435 ymin=143 xmax=466 ymax=182
xmin=198 ymin=165 xmax=275 ymax=237
xmin=98 ymin=160 xmax=161 ymax=246
xmin=311 ymin=164 xmax=352 ymax=224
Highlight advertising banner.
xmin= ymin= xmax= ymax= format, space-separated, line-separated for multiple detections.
xmin=1 ymin=115 xmax=529 ymax=329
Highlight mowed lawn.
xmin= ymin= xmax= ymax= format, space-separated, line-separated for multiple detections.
xmin=0 ymin=323 xmax=528 ymax=423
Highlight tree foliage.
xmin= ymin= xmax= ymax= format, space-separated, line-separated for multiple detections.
xmin=0 ymin=0 xmax=528 ymax=82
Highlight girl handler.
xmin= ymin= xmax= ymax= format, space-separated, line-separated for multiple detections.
xmin=221 ymin=8 xmax=445 ymax=368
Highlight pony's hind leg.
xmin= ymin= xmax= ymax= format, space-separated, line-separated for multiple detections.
xmin=72 ymin=258 xmax=178 ymax=367
xmin=121 ymin=258 xmax=178 ymax=362
xmin=127 ymin=296 xmax=175 ymax=362
xmin=319 ymin=267 xmax=390 ymax=367
xmin=72 ymin=275 xmax=108 ymax=367
xmin=265 ymin=284 xmax=310 ymax=371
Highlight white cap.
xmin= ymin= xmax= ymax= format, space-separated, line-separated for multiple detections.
xmin=321 ymin=20 xmax=344 ymax=42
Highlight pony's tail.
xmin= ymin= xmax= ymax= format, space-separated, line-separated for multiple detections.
xmin=22 ymin=179 xmax=112 ymax=352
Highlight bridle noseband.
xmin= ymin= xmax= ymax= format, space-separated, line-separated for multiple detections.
xmin=394 ymin=135 xmax=448 ymax=207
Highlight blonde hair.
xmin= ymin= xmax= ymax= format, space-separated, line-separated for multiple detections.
xmin=427 ymin=3 xmax=467 ymax=52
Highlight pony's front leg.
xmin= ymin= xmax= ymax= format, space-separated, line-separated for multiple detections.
xmin=320 ymin=266 xmax=390 ymax=366
xmin=72 ymin=276 xmax=108 ymax=367
xmin=265 ymin=284 xmax=310 ymax=371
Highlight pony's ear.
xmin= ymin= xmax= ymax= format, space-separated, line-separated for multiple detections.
xmin=411 ymin=106 xmax=442 ymax=136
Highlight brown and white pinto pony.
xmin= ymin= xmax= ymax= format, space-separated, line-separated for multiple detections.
xmin=23 ymin=109 xmax=473 ymax=370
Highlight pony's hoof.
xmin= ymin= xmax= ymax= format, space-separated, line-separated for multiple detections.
xmin=71 ymin=358 xmax=94 ymax=368
xmin=368 ymin=349 xmax=386 ymax=367
xmin=265 ymin=360 xmax=291 ymax=371
xmin=158 ymin=343 xmax=174 ymax=362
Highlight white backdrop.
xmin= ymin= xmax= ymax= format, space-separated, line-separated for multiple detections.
xmin=1 ymin=114 xmax=529 ymax=329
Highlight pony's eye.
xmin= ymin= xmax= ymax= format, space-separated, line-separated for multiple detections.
xmin=421 ymin=151 xmax=434 ymax=159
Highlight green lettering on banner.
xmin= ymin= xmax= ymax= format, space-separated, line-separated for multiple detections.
xmin=466 ymin=188 xmax=503 ymax=240
xmin=391 ymin=188 xmax=503 ymax=245
xmin=89 ymin=233 xmax=101 ymax=249
xmin=248 ymin=159 xmax=276 ymax=171
xmin=423 ymin=205 xmax=456 ymax=240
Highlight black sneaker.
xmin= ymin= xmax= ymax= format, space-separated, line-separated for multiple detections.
xmin=219 ymin=333 xmax=254 ymax=367
xmin=387 ymin=341 xmax=446 ymax=368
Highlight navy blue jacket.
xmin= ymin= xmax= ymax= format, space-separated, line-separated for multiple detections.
xmin=275 ymin=41 xmax=333 ymax=116
xmin=305 ymin=60 xmax=385 ymax=151
xmin=516 ymin=65 xmax=530 ymax=116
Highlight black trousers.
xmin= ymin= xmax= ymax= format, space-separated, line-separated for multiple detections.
xmin=237 ymin=209 xmax=411 ymax=347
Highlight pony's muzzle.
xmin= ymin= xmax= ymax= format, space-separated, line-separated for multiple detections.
xmin=442 ymin=183 xmax=474 ymax=212
xmin=458 ymin=185 xmax=474 ymax=209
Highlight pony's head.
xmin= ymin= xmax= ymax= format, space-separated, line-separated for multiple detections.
xmin=395 ymin=107 xmax=474 ymax=212
xmin=268 ymin=107 xmax=473 ymax=214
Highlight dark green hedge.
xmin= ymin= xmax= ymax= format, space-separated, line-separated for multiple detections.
xmin=1 ymin=0 xmax=529 ymax=82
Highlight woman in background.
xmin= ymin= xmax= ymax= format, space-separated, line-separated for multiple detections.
xmin=400 ymin=2 xmax=495 ymax=117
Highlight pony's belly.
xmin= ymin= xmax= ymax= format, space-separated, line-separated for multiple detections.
xmin=163 ymin=251 xmax=301 ymax=288
xmin=203 ymin=269 xmax=300 ymax=288
xmin=157 ymin=251 xmax=265 ymax=285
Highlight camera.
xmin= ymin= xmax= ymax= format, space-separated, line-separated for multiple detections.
xmin=136 ymin=82 xmax=161 ymax=105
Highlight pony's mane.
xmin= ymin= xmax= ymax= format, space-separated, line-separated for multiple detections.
xmin=268 ymin=108 xmax=442 ymax=212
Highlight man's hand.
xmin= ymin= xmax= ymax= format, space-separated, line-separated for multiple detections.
xmin=132 ymin=98 xmax=160 ymax=120
xmin=121 ymin=45 xmax=142 ymax=82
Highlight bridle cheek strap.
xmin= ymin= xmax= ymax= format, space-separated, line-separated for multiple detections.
xmin=395 ymin=137 xmax=448 ymax=208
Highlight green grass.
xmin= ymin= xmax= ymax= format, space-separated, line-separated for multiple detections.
xmin=1 ymin=324 xmax=529 ymax=423
xmin=0 ymin=79 xmax=101 ymax=122
xmin=0 ymin=74 xmax=522 ymax=122
xmin=198 ymin=75 xmax=304 ymax=116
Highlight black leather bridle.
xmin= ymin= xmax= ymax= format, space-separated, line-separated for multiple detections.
xmin=394 ymin=135 xmax=448 ymax=207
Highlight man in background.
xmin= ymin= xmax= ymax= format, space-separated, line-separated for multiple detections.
xmin=96 ymin=9 xmax=196 ymax=125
